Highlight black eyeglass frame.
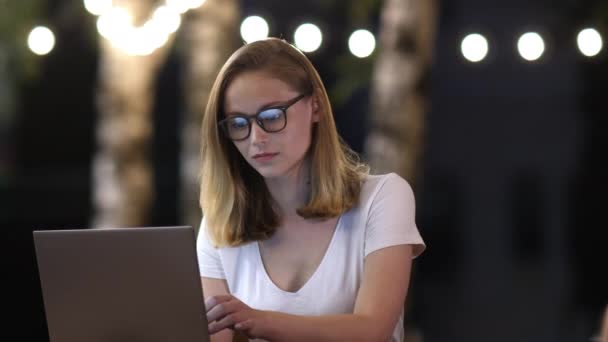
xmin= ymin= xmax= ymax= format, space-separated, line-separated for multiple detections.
xmin=218 ymin=92 xmax=311 ymax=141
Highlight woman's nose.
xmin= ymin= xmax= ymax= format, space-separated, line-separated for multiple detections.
xmin=250 ymin=121 xmax=269 ymax=145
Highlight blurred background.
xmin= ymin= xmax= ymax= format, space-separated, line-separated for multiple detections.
xmin=1 ymin=0 xmax=607 ymax=341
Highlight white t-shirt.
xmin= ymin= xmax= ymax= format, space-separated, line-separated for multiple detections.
xmin=197 ymin=173 xmax=426 ymax=342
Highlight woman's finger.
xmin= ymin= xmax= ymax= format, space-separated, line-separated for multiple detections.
xmin=234 ymin=319 xmax=252 ymax=331
xmin=205 ymin=294 xmax=233 ymax=313
xmin=208 ymin=312 xmax=244 ymax=335
xmin=207 ymin=297 xmax=244 ymax=323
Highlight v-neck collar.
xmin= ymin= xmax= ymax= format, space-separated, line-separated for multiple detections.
xmin=255 ymin=215 xmax=343 ymax=295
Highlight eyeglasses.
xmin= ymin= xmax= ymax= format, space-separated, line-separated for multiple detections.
xmin=218 ymin=93 xmax=310 ymax=141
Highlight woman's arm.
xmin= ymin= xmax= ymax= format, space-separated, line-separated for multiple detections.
xmin=208 ymin=244 xmax=413 ymax=342
xmin=202 ymin=277 xmax=234 ymax=342
xmin=266 ymin=244 xmax=412 ymax=342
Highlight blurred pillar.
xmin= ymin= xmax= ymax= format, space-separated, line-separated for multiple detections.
xmin=365 ymin=1 xmax=438 ymax=341
xmin=179 ymin=0 xmax=239 ymax=232
xmin=0 ymin=45 xmax=16 ymax=183
xmin=92 ymin=0 xmax=174 ymax=228
xmin=364 ymin=0 xmax=437 ymax=183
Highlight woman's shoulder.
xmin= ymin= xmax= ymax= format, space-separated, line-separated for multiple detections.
xmin=362 ymin=172 xmax=410 ymax=191
xmin=357 ymin=172 xmax=412 ymax=205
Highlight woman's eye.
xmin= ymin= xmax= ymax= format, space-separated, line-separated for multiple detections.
xmin=259 ymin=109 xmax=283 ymax=121
xmin=230 ymin=118 xmax=248 ymax=129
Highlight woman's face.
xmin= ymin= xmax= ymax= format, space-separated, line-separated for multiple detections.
xmin=223 ymin=70 xmax=319 ymax=180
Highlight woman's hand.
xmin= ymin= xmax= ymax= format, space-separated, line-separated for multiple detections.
xmin=206 ymin=295 xmax=270 ymax=339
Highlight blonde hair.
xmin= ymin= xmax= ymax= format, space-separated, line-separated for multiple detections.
xmin=199 ymin=38 xmax=368 ymax=247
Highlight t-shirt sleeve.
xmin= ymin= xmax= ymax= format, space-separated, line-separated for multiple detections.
xmin=364 ymin=173 xmax=426 ymax=258
xmin=196 ymin=217 xmax=226 ymax=279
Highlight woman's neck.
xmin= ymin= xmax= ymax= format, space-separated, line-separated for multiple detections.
xmin=264 ymin=158 xmax=311 ymax=217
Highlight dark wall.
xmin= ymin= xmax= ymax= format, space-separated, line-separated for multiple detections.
xmin=3 ymin=0 xmax=606 ymax=341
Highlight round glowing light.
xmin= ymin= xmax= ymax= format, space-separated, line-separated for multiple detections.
xmin=461 ymin=33 xmax=489 ymax=62
xmin=240 ymin=16 xmax=269 ymax=43
xmin=125 ymin=29 xmax=155 ymax=56
xmin=294 ymin=23 xmax=322 ymax=53
xmin=83 ymin=0 xmax=113 ymax=16
xmin=517 ymin=32 xmax=545 ymax=61
xmin=87 ymin=0 xmax=180 ymax=55
xmin=139 ymin=21 xmax=170 ymax=54
xmin=577 ymin=28 xmax=603 ymax=57
xmin=110 ymin=23 xmax=168 ymax=56
xmin=348 ymin=29 xmax=376 ymax=58
xmin=96 ymin=7 xmax=132 ymax=40
xmin=152 ymin=5 xmax=181 ymax=34
xmin=27 ymin=26 xmax=55 ymax=55
xmin=166 ymin=0 xmax=190 ymax=14
xmin=185 ymin=0 xmax=206 ymax=9
xmin=130 ymin=27 xmax=162 ymax=56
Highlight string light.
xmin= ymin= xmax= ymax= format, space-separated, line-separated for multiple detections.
xmin=577 ymin=28 xmax=603 ymax=57
xmin=185 ymin=0 xmax=206 ymax=10
xmin=240 ymin=16 xmax=269 ymax=43
xmin=96 ymin=6 xmax=132 ymax=40
xmin=294 ymin=23 xmax=323 ymax=53
xmin=28 ymin=26 xmax=55 ymax=55
xmin=86 ymin=0 xmax=203 ymax=56
xmin=348 ymin=29 xmax=376 ymax=58
xmin=165 ymin=0 xmax=190 ymax=14
xmin=84 ymin=0 xmax=113 ymax=16
xmin=152 ymin=6 xmax=182 ymax=34
xmin=518 ymin=32 xmax=545 ymax=61
xmin=461 ymin=33 xmax=489 ymax=62
xmin=80 ymin=2 xmax=605 ymax=61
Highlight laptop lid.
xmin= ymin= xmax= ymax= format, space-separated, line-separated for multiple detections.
xmin=33 ymin=226 xmax=209 ymax=342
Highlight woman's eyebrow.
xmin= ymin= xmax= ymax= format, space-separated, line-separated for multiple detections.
xmin=224 ymin=110 xmax=250 ymax=117
xmin=257 ymin=99 xmax=286 ymax=110
xmin=225 ymin=99 xmax=290 ymax=117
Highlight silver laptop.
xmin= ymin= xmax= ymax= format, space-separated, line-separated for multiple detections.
xmin=33 ymin=226 xmax=210 ymax=342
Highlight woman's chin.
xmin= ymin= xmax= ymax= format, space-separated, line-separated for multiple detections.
xmin=252 ymin=166 xmax=284 ymax=179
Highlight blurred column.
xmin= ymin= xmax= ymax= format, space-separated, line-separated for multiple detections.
xmin=364 ymin=0 xmax=437 ymax=183
xmin=92 ymin=0 xmax=174 ymax=228
xmin=0 ymin=45 xmax=16 ymax=184
xmin=179 ymin=0 xmax=239 ymax=232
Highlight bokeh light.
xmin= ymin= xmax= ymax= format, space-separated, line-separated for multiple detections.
xmin=152 ymin=5 xmax=182 ymax=34
xmin=240 ymin=16 xmax=269 ymax=43
xmin=96 ymin=7 xmax=132 ymax=40
xmin=165 ymin=0 xmax=190 ymax=14
xmin=348 ymin=29 xmax=376 ymax=58
xmin=518 ymin=32 xmax=545 ymax=61
xmin=461 ymin=33 xmax=489 ymax=62
xmin=28 ymin=26 xmax=56 ymax=56
xmin=185 ymin=0 xmax=206 ymax=10
xmin=83 ymin=0 xmax=113 ymax=16
xmin=577 ymin=28 xmax=603 ymax=57
xmin=294 ymin=23 xmax=322 ymax=53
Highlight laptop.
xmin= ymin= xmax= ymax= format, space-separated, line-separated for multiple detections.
xmin=33 ymin=226 xmax=210 ymax=342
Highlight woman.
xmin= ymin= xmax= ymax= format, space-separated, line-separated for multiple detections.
xmin=197 ymin=38 xmax=425 ymax=342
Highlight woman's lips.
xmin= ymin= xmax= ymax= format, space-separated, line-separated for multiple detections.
xmin=252 ymin=152 xmax=279 ymax=162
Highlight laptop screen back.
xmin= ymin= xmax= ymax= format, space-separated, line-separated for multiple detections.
xmin=33 ymin=226 xmax=209 ymax=342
